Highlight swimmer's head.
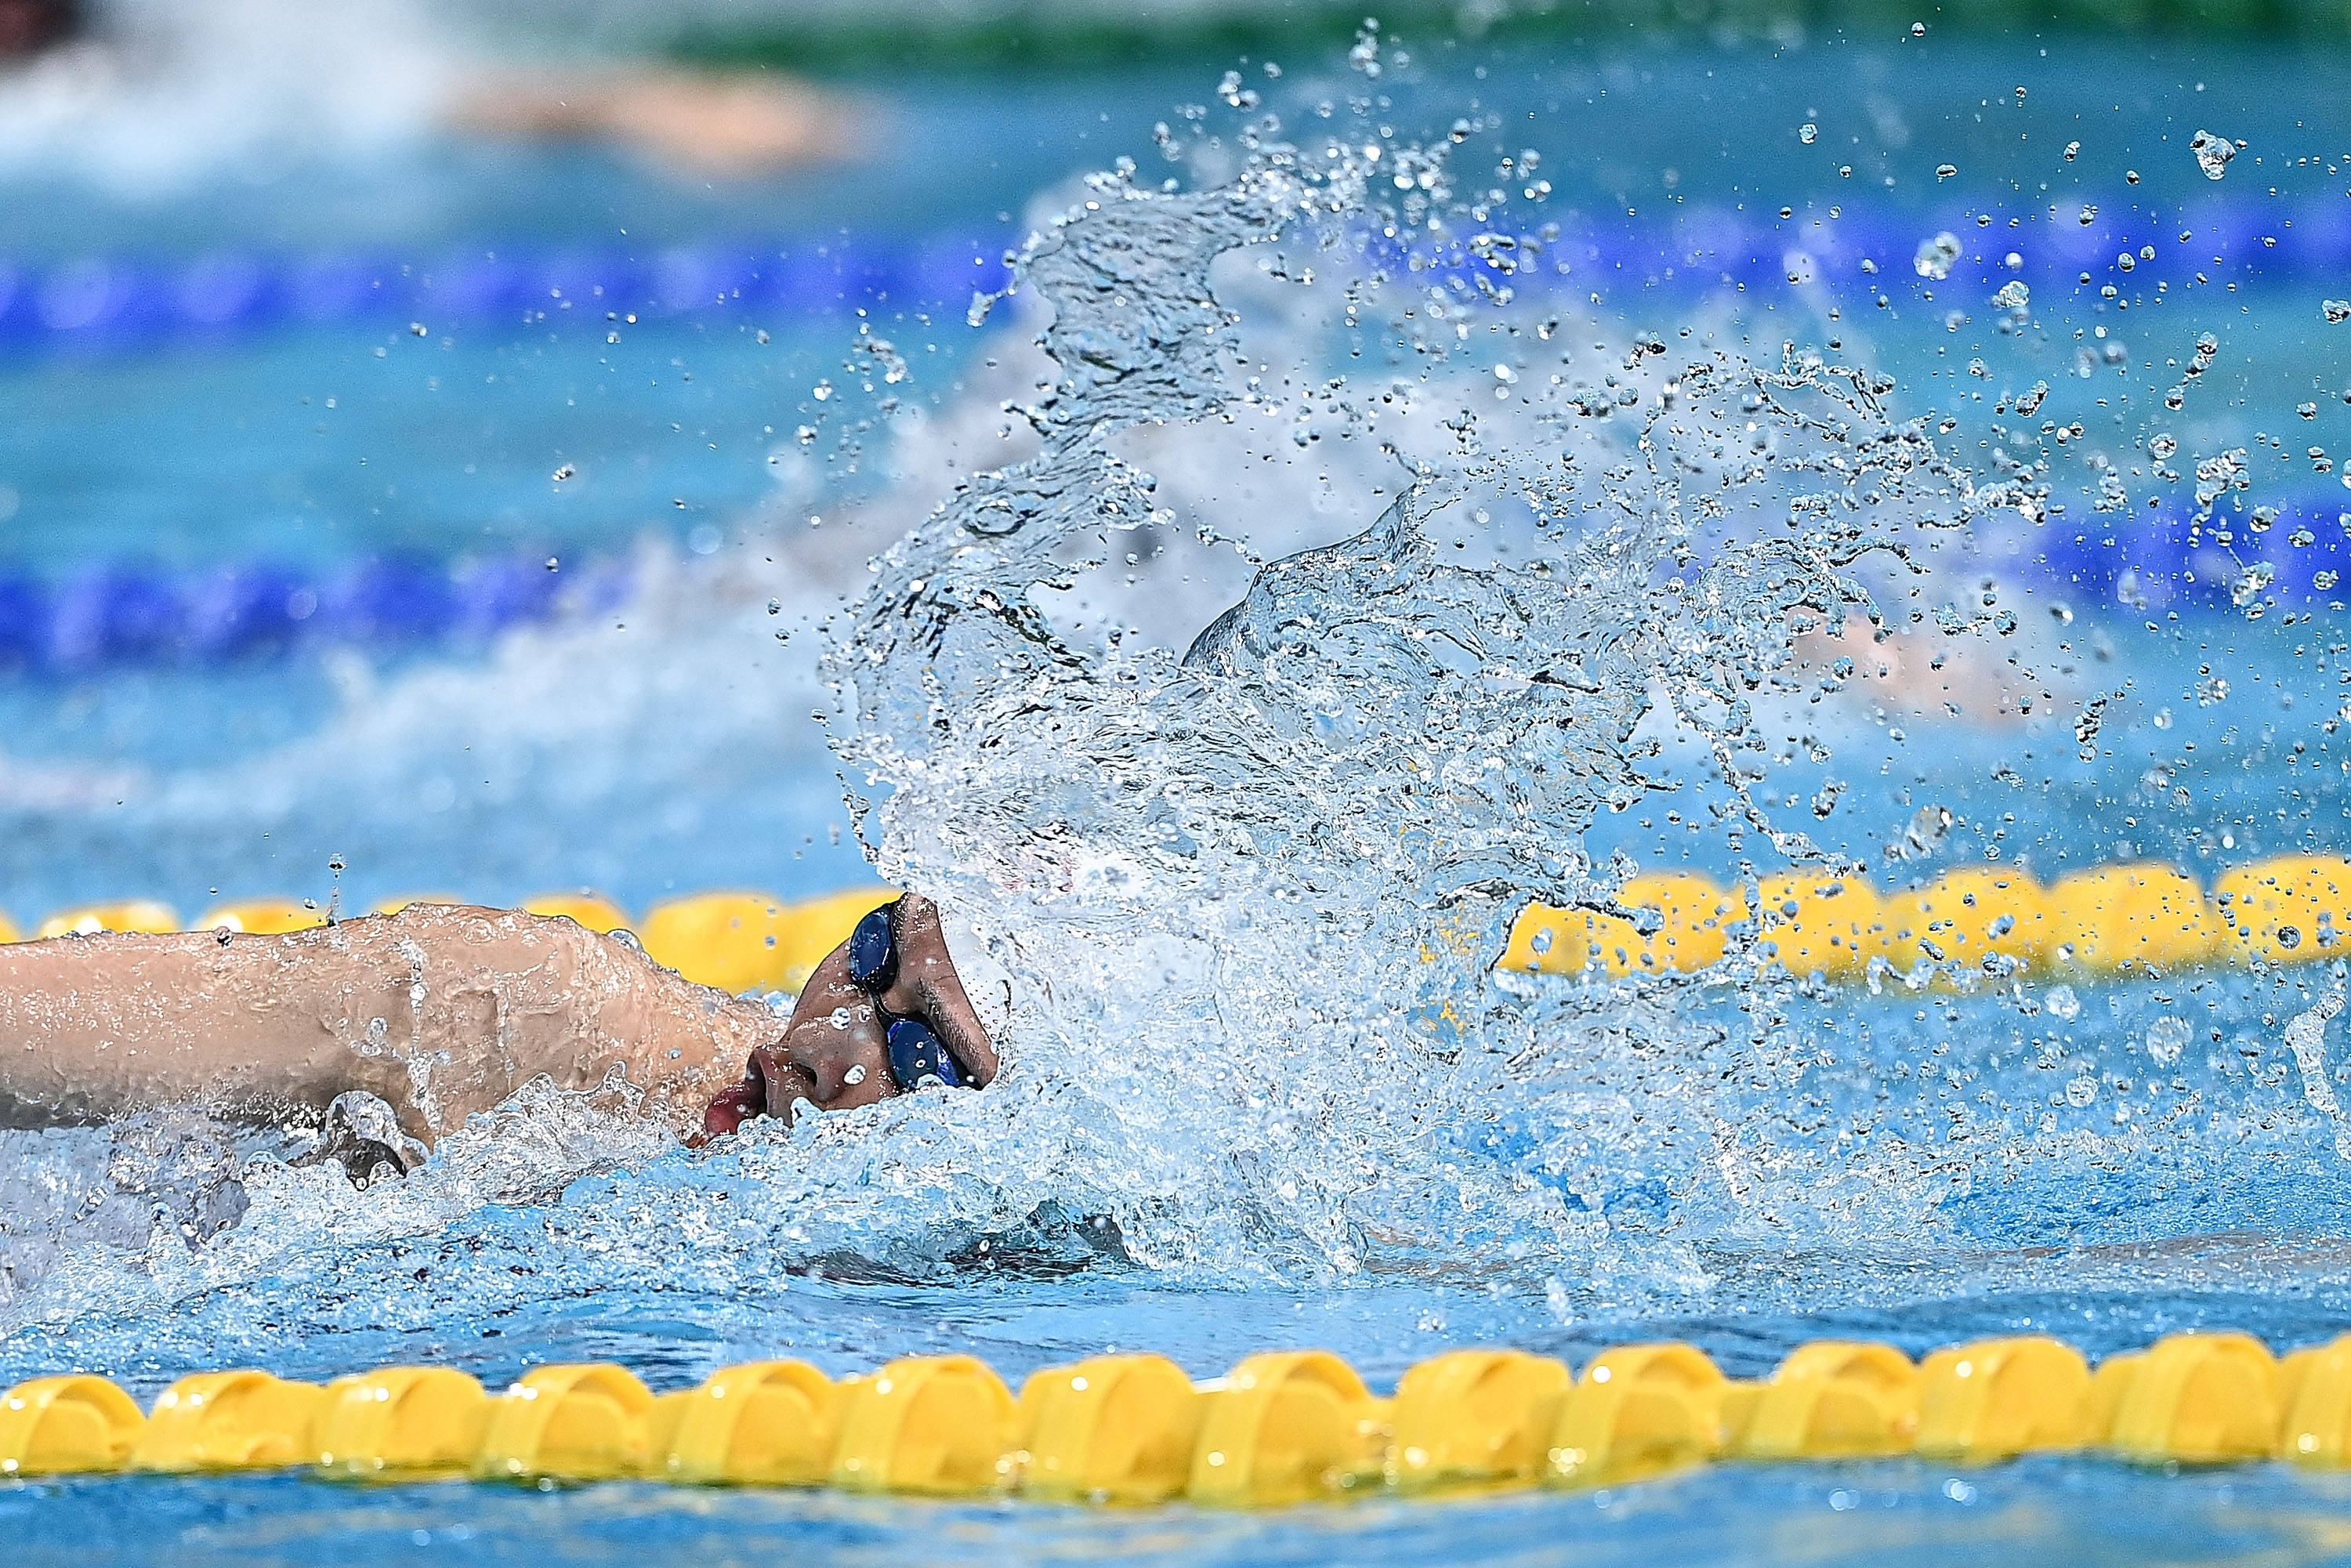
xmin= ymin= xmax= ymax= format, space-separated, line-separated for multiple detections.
xmin=0 ymin=0 xmax=75 ymax=60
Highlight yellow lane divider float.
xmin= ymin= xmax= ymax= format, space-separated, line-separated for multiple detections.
xmin=0 ymin=887 xmax=899 ymax=997
xmin=9 ymin=1333 xmax=2351 ymax=1497
xmin=1497 ymin=852 xmax=2351 ymax=984
xmin=5 ymin=850 xmax=2348 ymax=996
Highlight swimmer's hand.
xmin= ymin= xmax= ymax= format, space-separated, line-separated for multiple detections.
xmin=694 ymin=894 xmax=998 ymax=1141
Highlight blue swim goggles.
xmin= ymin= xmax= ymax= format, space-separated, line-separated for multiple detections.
xmin=848 ymin=899 xmax=966 ymax=1092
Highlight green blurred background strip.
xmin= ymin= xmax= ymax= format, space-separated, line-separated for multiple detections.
xmin=657 ymin=0 xmax=2350 ymax=75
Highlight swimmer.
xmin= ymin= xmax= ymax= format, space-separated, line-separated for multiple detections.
xmin=0 ymin=0 xmax=853 ymax=176
xmin=0 ymin=893 xmax=997 ymax=1163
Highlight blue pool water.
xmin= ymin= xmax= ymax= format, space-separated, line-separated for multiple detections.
xmin=13 ymin=1459 xmax=2351 ymax=1567
xmin=9 ymin=9 xmax=2351 ymax=1563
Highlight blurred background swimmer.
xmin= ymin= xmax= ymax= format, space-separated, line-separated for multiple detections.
xmin=0 ymin=0 xmax=860 ymax=181
xmin=0 ymin=0 xmax=77 ymax=60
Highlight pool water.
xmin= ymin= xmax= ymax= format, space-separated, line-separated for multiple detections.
xmin=13 ymin=1458 xmax=2351 ymax=1567
xmin=9 ymin=9 xmax=2351 ymax=1563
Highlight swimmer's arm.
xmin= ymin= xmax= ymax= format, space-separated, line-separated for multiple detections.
xmin=0 ymin=904 xmax=779 ymax=1147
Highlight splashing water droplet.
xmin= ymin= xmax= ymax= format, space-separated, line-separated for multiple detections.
xmin=2190 ymin=129 xmax=2237 ymax=179
xmin=1914 ymin=232 xmax=1962 ymax=280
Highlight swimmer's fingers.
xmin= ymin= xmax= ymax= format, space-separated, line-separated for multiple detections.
xmin=922 ymin=985 xmax=998 ymax=1088
xmin=893 ymin=898 xmax=999 ymax=1087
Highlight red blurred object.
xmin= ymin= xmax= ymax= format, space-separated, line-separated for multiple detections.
xmin=0 ymin=0 xmax=76 ymax=60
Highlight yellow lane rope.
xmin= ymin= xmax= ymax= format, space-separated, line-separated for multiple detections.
xmin=5 ymin=1331 xmax=2349 ymax=1497
xmin=9 ymin=850 xmax=2344 ymax=995
xmin=1500 ymin=855 xmax=2351 ymax=983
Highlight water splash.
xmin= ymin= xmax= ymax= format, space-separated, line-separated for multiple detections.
xmin=795 ymin=143 xmax=2020 ymax=1291
xmin=2285 ymin=985 xmax=2350 ymax=1158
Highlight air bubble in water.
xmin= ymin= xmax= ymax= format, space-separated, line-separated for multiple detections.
xmin=2324 ymin=299 xmax=2351 ymax=324
xmin=1799 ymin=122 xmax=1819 ymax=143
xmin=2046 ymin=984 xmax=2081 ymax=1021
xmin=2146 ymin=1016 xmax=2191 ymax=1066
xmin=2065 ymin=1075 xmax=2099 ymax=1107
xmin=1991 ymin=281 xmax=2030 ymax=310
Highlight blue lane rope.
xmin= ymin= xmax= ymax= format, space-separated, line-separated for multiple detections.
xmin=1381 ymin=189 xmax=2349 ymax=301
xmin=0 ymin=493 xmax=2336 ymax=676
xmin=0 ymin=553 xmax=635 ymax=672
xmin=0 ymin=194 xmax=2342 ymax=673
xmin=0 ymin=234 xmax=1016 ymax=350
xmin=0 ymin=191 xmax=2337 ymax=353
